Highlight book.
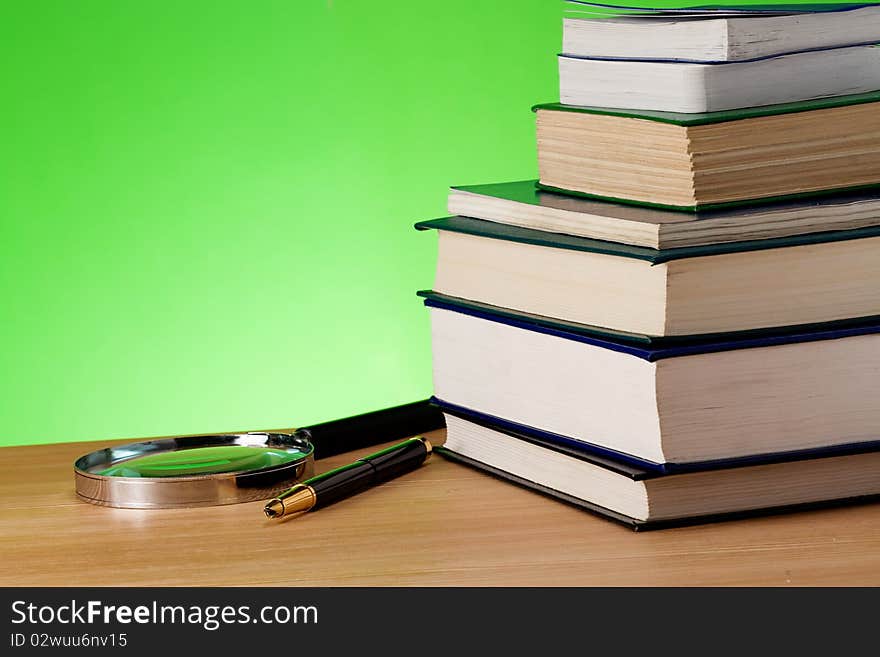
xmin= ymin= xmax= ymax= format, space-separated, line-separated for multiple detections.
xmin=534 ymin=92 xmax=880 ymax=209
xmin=559 ymin=45 xmax=880 ymax=113
xmin=447 ymin=180 xmax=880 ymax=249
xmin=563 ymin=2 xmax=879 ymax=17
xmin=426 ymin=296 xmax=880 ymax=466
xmin=416 ymin=216 xmax=880 ymax=337
xmin=562 ymin=5 xmax=880 ymax=62
xmin=416 ymin=0 xmax=880 ymax=531
xmin=439 ymin=409 xmax=880 ymax=529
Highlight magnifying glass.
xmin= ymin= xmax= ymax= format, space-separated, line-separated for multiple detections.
xmin=73 ymin=399 xmax=444 ymax=509
xmin=74 ymin=432 xmax=315 ymax=509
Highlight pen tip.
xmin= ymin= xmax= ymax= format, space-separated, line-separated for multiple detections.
xmin=264 ymin=499 xmax=284 ymax=519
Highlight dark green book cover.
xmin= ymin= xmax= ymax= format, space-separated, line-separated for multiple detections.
xmin=451 ymin=179 xmax=880 ymax=224
xmin=533 ymin=90 xmax=880 ymax=126
xmin=415 ymin=215 xmax=880 ymax=264
xmin=453 ymin=179 xmax=711 ymax=222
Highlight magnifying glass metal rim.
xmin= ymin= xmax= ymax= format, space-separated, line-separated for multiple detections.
xmin=74 ymin=432 xmax=315 ymax=509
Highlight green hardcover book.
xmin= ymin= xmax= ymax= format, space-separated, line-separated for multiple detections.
xmin=447 ymin=180 xmax=880 ymax=249
xmin=416 ymin=215 xmax=880 ymax=337
xmin=534 ymin=91 xmax=880 ymax=211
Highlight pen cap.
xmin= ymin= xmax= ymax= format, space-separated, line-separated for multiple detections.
xmin=362 ymin=437 xmax=431 ymax=484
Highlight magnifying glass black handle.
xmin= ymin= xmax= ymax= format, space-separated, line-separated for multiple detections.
xmin=302 ymin=400 xmax=443 ymax=459
xmin=264 ymin=437 xmax=432 ymax=519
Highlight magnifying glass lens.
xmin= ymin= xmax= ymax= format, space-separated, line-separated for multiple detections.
xmin=75 ymin=432 xmax=315 ymax=508
xmin=97 ymin=445 xmax=312 ymax=478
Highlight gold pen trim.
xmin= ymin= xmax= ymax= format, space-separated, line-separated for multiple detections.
xmin=264 ymin=484 xmax=316 ymax=519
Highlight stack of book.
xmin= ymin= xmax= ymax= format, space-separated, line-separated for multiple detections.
xmin=418 ymin=2 xmax=880 ymax=530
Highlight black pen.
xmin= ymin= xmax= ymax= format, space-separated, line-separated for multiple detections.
xmin=263 ymin=437 xmax=432 ymax=519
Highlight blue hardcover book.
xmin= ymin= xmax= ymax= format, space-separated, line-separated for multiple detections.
xmin=436 ymin=403 xmax=880 ymax=530
xmin=424 ymin=295 xmax=880 ymax=468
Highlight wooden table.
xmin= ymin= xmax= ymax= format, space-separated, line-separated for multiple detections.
xmin=3 ymin=429 xmax=880 ymax=586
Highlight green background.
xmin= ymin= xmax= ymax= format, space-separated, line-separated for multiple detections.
xmin=0 ymin=0 xmax=857 ymax=447
xmin=0 ymin=1 xmax=558 ymax=447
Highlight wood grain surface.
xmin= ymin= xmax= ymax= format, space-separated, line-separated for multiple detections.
xmin=3 ymin=429 xmax=880 ymax=586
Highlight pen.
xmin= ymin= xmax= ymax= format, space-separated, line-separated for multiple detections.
xmin=263 ymin=436 xmax=432 ymax=519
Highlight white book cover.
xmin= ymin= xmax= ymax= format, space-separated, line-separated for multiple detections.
xmin=558 ymin=44 xmax=880 ymax=112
